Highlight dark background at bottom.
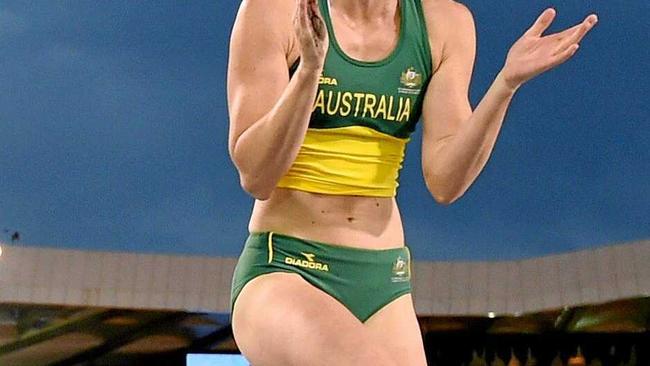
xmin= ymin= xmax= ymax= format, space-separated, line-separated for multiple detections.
xmin=424 ymin=332 xmax=648 ymax=366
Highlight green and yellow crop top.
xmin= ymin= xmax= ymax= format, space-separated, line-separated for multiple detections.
xmin=277 ymin=0 xmax=433 ymax=197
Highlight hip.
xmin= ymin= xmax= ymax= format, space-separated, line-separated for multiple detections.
xmin=230 ymin=231 xmax=413 ymax=322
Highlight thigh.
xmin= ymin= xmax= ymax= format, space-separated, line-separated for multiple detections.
xmin=364 ymin=294 xmax=428 ymax=366
xmin=232 ymin=272 xmax=398 ymax=366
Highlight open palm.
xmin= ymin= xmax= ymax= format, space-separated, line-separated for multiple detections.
xmin=502 ymin=9 xmax=598 ymax=89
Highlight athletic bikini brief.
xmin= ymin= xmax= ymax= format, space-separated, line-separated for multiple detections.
xmin=230 ymin=231 xmax=412 ymax=323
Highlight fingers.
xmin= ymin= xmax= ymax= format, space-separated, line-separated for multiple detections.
xmin=547 ymin=23 xmax=582 ymax=41
xmin=550 ymin=43 xmax=580 ymax=68
xmin=525 ymin=8 xmax=557 ymax=37
xmin=294 ymin=0 xmax=306 ymax=31
xmin=553 ymin=14 xmax=598 ymax=55
xmin=294 ymin=0 xmax=326 ymax=42
xmin=308 ymin=0 xmax=319 ymax=15
xmin=294 ymin=0 xmax=314 ymax=42
xmin=293 ymin=0 xmax=327 ymax=70
xmin=308 ymin=0 xmax=326 ymax=41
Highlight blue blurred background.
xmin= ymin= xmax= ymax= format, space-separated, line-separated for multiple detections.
xmin=0 ymin=1 xmax=648 ymax=261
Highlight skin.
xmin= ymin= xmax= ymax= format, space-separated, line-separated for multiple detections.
xmin=227 ymin=0 xmax=597 ymax=365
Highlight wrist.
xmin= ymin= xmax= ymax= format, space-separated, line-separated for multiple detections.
xmin=495 ymin=70 xmax=521 ymax=95
xmin=296 ymin=62 xmax=324 ymax=77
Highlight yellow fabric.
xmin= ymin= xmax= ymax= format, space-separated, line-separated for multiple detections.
xmin=267 ymin=232 xmax=274 ymax=263
xmin=277 ymin=126 xmax=408 ymax=197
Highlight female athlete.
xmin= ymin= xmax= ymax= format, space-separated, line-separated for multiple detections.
xmin=227 ymin=0 xmax=597 ymax=365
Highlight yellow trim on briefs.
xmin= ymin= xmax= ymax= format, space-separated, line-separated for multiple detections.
xmin=277 ymin=126 xmax=409 ymax=197
xmin=267 ymin=232 xmax=274 ymax=263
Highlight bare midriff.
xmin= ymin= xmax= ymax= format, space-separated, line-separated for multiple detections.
xmin=249 ymin=188 xmax=405 ymax=250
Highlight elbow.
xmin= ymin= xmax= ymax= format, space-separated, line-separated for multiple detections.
xmin=430 ymin=188 xmax=463 ymax=206
xmin=239 ymin=173 xmax=274 ymax=201
xmin=231 ymin=150 xmax=275 ymax=200
xmin=432 ymin=192 xmax=458 ymax=206
xmin=424 ymin=171 xmax=465 ymax=206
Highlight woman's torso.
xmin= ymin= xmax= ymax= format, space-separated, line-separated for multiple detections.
xmin=249 ymin=0 xmax=436 ymax=249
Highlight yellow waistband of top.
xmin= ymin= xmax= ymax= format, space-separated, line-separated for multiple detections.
xmin=277 ymin=126 xmax=408 ymax=197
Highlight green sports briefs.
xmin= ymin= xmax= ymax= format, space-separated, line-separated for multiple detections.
xmin=230 ymin=232 xmax=412 ymax=322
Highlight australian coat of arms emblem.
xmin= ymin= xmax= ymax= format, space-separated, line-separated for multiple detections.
xmin=400 ymin=67 xmax=423 ymax=89
xmin=391 ymin=255 xmax=410 ymax=282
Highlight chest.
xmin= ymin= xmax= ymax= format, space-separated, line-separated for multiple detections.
xmin=289 ymin=0 xmax=434 ymax=139
xmin=327 ymin=11 xmax=401 ymax=63
xmin=312 ymin=52 xmax=428 ymax=138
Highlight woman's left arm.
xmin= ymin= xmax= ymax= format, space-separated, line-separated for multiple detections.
xmin=421 ymin=6 xmax=597 ymax=204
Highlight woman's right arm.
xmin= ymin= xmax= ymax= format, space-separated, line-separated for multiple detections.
xmin=228 ymin=0 xmax=328 ymax=200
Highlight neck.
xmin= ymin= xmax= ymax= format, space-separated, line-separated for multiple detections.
xmin=329 ymin=0 xmax=399 ymax=21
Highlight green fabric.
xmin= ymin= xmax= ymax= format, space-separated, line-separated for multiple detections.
xmin=231 ymin=232 xmax=413 ymax=322
xmin=299 ymin=0 xmax=433 ymax=139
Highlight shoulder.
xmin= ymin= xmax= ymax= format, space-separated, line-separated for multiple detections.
xmin=234 ymin=0 xmax=295 ymax=32
xmin=237 ymin=0 xmax=295 ymax=18
xmin=420 ymin=0 xmax=474 ymax=28
xmin=231 ymin=0 xmax=298 ymax=58
xmin=420 ymin=0 xmax=476 ymax=68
